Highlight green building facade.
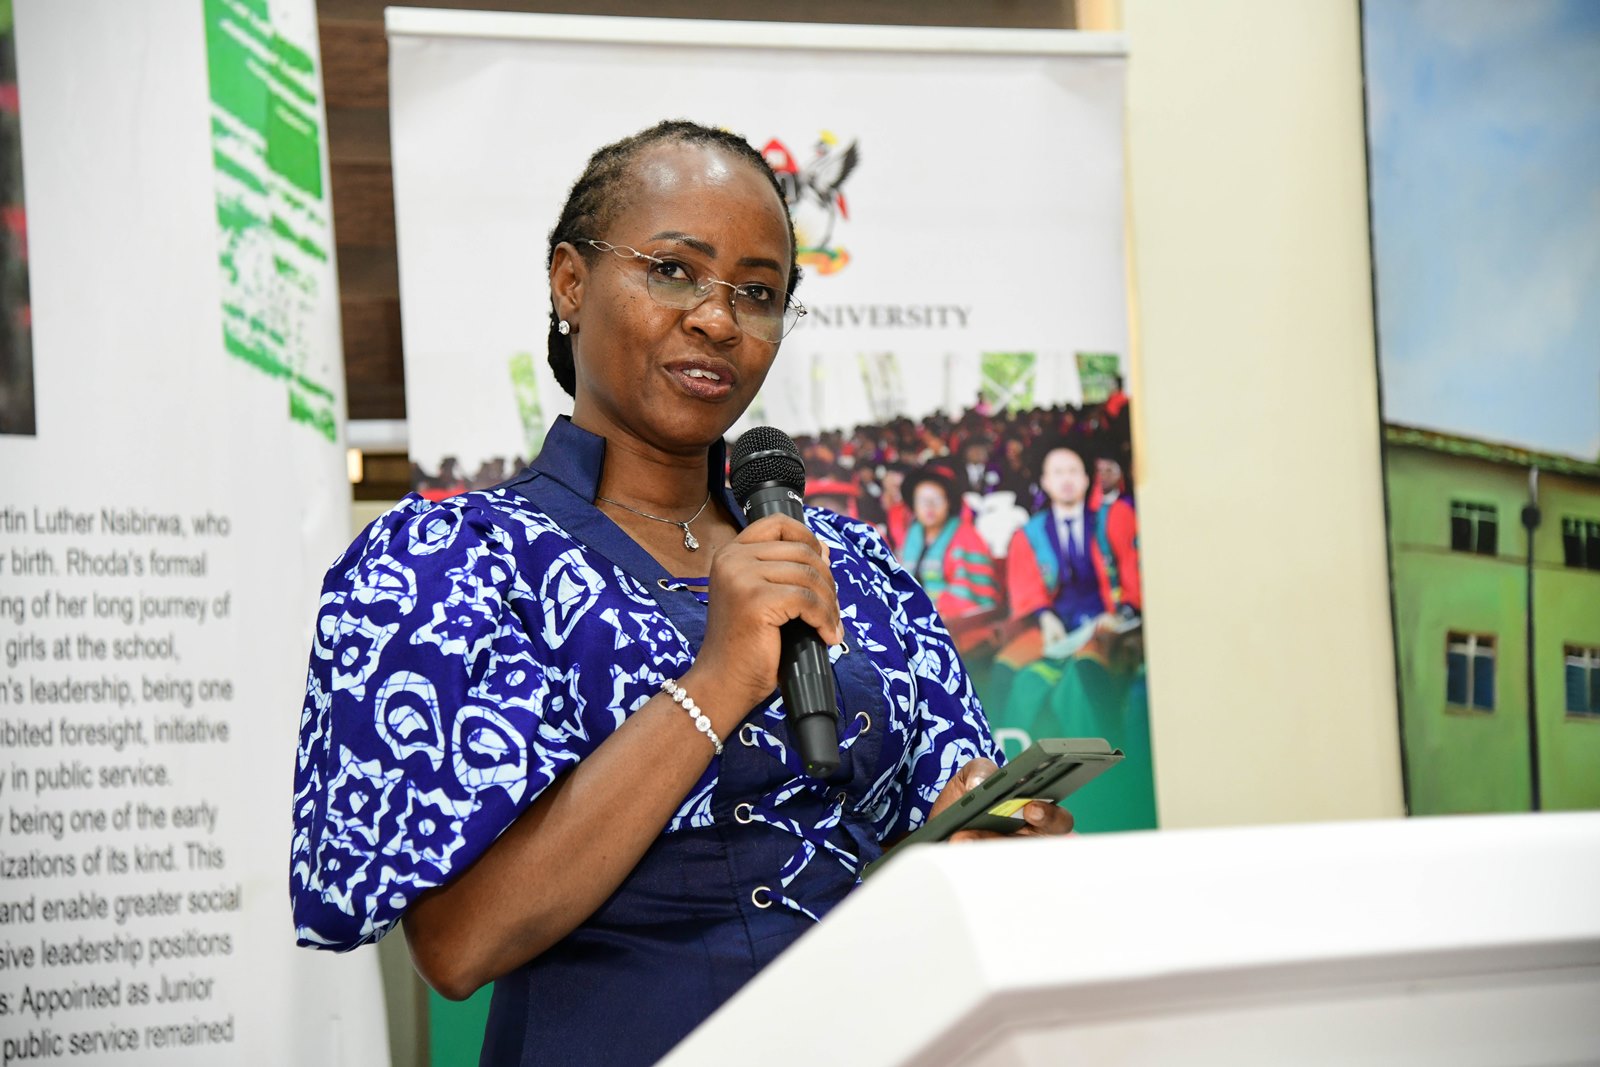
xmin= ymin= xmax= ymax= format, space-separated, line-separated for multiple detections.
xmin=1384 ymin=425 xmax=1600 ymax=813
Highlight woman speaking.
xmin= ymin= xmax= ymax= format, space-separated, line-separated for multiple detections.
xmin=290 ymin=120 xmax=1071 ymax=1065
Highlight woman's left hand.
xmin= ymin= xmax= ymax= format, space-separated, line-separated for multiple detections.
xmin=929 ymin=757 xmax=1075 ymax=843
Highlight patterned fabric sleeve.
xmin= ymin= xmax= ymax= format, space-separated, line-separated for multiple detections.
xmin=289 ymin=493 xmax=673 ymax=950
xmin=814 ymin=511 xmax=1002 ymax=844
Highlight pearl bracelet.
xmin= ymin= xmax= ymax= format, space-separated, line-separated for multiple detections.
xmin=661 ymin=677 xmax=724 ymax=755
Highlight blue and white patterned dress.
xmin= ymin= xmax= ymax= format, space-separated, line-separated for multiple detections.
xmin=290 ymin=416 xmax=999 ymax=1065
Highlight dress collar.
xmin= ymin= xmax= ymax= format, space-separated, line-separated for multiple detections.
xmin=530 ymin=414 xmax=733 ymax=506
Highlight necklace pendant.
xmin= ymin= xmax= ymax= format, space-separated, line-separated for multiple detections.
xmin=683 ymin=526 xmax=700 ymax=551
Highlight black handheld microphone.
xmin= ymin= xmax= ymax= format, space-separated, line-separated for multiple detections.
xmin=729 ymin=426 xmax=841 ymax=778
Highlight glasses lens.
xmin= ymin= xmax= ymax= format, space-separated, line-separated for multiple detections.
xmin=644 ymin=271 xmax=701 ymax=310
xmin=637 ymin=256 xmax=797 ymax=343
xmin=731 ymin=290 xmax=786 ymax=343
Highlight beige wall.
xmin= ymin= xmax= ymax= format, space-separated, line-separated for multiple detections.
xmin=1122 ymin=0 xmax=1406 ymax=825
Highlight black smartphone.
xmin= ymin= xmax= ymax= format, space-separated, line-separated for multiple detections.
xmin=862 ymin=738 xmax=1123 ymax=879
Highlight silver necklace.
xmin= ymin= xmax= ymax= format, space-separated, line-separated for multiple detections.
xmin=597 ymin=491 xmax=712 ymax=551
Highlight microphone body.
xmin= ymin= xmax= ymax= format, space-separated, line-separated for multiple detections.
xmin=730 ymin=431 xmax=842 ymax=778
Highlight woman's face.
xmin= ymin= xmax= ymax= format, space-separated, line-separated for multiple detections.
xmin=556 ymin=142 xmax=793 ymax=456
xmin=912 ymin=482 xmax=950 ymax=530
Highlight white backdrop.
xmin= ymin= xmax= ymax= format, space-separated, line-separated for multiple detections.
xmin=0 ymin=2 xmax=385 ymax=1063
xmin=387 ymin=12 xmax=1128 ymax=479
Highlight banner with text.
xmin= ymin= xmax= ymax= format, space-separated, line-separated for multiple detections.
xmin=389 ymin=13 xmax=1154 ymax=838
xmin=0 ymin=2 xmax=386 ymax=1063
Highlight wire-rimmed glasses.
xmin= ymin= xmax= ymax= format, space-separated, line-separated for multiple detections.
xmin=581 ymin=239 xmax=806 ymax=343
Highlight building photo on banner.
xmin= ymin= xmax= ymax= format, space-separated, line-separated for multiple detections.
xmin=1364 ymin=0 xmax=1600 ymax=816
xmin=388 ymin=13 xmax=1155 ymax=848
xmin=0 ymin=1 xmax=385 ymax=1063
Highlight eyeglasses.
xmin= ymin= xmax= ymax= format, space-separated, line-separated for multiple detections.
xmin=581 ymin=239 xmax=806 ymax=343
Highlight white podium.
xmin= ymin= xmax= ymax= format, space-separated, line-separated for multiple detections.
xmin=660 ymin=814 xmax=1600 ymax=1066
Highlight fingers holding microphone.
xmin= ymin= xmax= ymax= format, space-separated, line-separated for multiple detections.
xmin=732 ymin=513 xmax=841 ymax=636
xmin=689 ymin=513 xmax=844 ymax=731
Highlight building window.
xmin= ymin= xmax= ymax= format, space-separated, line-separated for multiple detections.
xmin=1446 ymin=632 xmax=1495 ymax=711
xmin=1450 ymin=501 xmax=1498 ymax=555
xmin=1561 ymin=517 xmax=1600 ymax=571
xmin=1566 ymin=646 xmax=1600 ymax=719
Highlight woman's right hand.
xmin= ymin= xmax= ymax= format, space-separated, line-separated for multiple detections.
xmin=931 ymin=758 xmax=1075 ymax=842
xmin=686 ymin=513 xmax=844 ymax=733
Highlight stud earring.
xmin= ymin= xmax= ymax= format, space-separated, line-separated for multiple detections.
xmin=558 ymin=320 xmax=571 ymax=336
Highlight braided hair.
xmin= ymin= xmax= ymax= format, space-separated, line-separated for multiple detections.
xmin=545 ymin=119 xmax=801 ymax=396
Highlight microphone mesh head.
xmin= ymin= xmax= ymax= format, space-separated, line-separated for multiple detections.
xmin=730 ymin=425 xmax=807 ymax=502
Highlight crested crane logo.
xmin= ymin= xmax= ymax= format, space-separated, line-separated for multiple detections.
xmin=762 ymin=132 xmax=859 ymax=276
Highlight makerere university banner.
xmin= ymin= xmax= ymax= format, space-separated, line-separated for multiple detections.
xmin=387 ymin=13 xmax=1157 ymax=840
xmin=387 ymin=12 xmax=1130 ymax=485
xmin=0 ymin=2 xmax=385 ymax=1063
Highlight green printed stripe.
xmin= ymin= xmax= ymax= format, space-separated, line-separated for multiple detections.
xmin=274 ymin=179 xmax=317 ymax=218
xmin=273 ymin=36 xmax=315 ymax=75
xmin=267 ymin=112 xmax=324 ymax=197
xmin=220 ymin=28 xmax=273 ymax=78
xmin=223 ymin=333 xmax=290 ymax=378
xmin=217 ymin=17 xmax=269 ymax=55
xmin=290 ymin=388 xmax=337 ymax=443
xmin=224 ymin=328 xmax=339 ymax=407
xmin=220 ymin=0 xmax=271 ymax=46
xmin=950 ymin=548 xmax=993 ymax=568
xmin=272 ymin=255 xmax=309 ymax=284
xmin=295 ymin=375 xmax=336 ymax=402
xmin=214 ymin=0 xmax=270 ymax=26
xmin=217 ymin=199 xmax=266 ymax=233
xmin=271 ymin=216 xmax=328 ymax=262
xmin=213 ymin=150 xmax=267 ymax=194
xmin=269 ymin=68 xmax=318 ymax=108
xmin=249 ymin=315 xmax=286 ymax=346
xmin=212 ymin=113 xmax=265 ymax=151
